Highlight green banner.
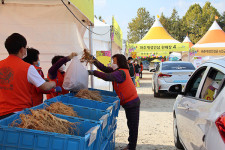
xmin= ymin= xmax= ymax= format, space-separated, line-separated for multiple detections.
xmin=69 ymin=0 xmax=94 ymax=24
xmin=127 ymin=43 xmax=189 ymax=53
xmin=112 ymin=16 xmax=123 ymax=49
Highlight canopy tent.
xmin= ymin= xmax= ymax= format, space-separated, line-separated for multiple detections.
xmin=192 ymin=20 xmax=225 ymax=56
xmin=127 ymin=18 xmax=188 ymax=58
xmin=83 ymin=18 xmax=112 ymax=90
xmin=182 ymin=35 xmax=194 ymax=61
xmin=0 ymin=0 xmax=91 ymax=76
xmin=191 ymin=20 xmax=225 ymax=67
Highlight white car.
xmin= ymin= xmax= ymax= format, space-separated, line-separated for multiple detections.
xmin=172 ymin=57 xmax=225 ymax=150
xmin=152 ymin=61 xmax=195 ymax=97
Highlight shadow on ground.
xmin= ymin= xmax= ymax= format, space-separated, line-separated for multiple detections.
xmin=115 ymin=143 xmax=176 ymax=150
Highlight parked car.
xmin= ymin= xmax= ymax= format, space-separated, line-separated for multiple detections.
xmin=149 ymin=62 xmax=160 ymax=72
xmin=172 ymin=57 xmax=225 ymax=150
xmin=142 ymin=60 xmax=150 ymax=70
xmin=152 ymin=61 xmax=195 ymax=97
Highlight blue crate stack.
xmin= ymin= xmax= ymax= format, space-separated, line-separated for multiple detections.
xmin=0 ymin=88 xmax=119 ymax=150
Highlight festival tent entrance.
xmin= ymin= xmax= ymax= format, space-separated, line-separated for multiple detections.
xmin=127 ymin=18 xmax=188 ymax=59
xmin=182 ymin=35 xmax=194 ymax=61
xmin=192 ymin=20 xmax=225 ymax=67
xmin=0 ymin=0 xmax=92 ymax=75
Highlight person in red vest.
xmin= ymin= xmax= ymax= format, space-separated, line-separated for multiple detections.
xmin=46 ymin=52 xmax=77 ymax=99
xmin=87 ymin=52 xmax=140 ymax=150
xmin=140 ymin=62 xmax=143 ymax=78
xmin=0 ymin=33 xmax=56 ymax=120
xmin=23 ymin=48 xmax=62 ymax=106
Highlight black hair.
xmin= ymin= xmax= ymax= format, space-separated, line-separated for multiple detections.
xmin=23 ymin=48 xmax=40 ymax=65
xmin=112 ymin=54 xmax=129 ymax=69
xmin=5 ymin=33 xmax=27 ymax=54
xmin=128 ymin=57 xmax=133 ymax=60
xmin=51 ymin=55 xmax=64 ymax=65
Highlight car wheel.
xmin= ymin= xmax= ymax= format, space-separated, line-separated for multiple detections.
xmin=154 ymin=85 xmax=160 ymax=97
xmin=173 ymin=115 xmax=184 ymax=149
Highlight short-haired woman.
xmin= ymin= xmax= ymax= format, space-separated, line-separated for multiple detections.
xmin=87 ymin=53 xmax=140 ymax=150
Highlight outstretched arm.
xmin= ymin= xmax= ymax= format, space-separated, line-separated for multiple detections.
xmin=92 ymin=70 xmax=126 ymax=83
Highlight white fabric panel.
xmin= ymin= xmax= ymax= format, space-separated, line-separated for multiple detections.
xmin=193 ymin=43 xmax=225 ymax=48
xmin=0 ymin=3 xmax=86 ymax=76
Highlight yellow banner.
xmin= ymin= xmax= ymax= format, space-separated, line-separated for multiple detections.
xmin=191 ymin=47 xmax=225 ymax=56
xmin=127 ymin=43 xmax=189 ymax=53
xmin=137 ymin=51 xmax=169 ymax=57
xmin=112 ymin=16 xmax=123 ymax=49
xmin=96 ymin=51 xmax=111 ymax=72
xmin=69 ymin=0 xmax=94 ymax=24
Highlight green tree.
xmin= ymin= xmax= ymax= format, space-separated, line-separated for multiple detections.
xmin=159 ymin=12 xmax=169 ymax=30
xmin=127 ymin=7 xmax=155 ymax=43
xmin=167 ymin=9 xmax=183 ymax=42
xmin=218 ymin=11 xmax=225 ymax=31
xmin=181 ymin=3 xmax=202 ymax=44
xmin=201 ymin=2 xmax=220 ymax=35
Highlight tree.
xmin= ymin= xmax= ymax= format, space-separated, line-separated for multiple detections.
xmin=201 ymin=2 xmax=220 ymax=35
xmin=127 ymin=7 xmax=155 ymax=43
xmin=167 ymin=9 xmax=183 ymax=42
xmin=181 ymin=4 xmax=202 ymax=44
xmin=159 ymin=12 xmax=169 ymax=30
xmin=218 ymin=11 xmax=225 ymax=31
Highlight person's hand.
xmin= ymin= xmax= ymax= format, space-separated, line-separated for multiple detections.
xmin=44 ymin=78 xmax=50 ymax=82
xmin=88 ymin=70 xmax=94 ymax=75
xmin=55 ymin=86 xmax=62 ymax=93
xmin=68 ymin=52 xmax=78 ymax=59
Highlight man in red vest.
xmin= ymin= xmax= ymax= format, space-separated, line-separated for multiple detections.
xmin=0 ymin=33 xmax=56 ymax=120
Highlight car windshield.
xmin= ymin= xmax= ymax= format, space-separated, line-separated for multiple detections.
xmin=162 ymin=63 xmax=195 ymax=70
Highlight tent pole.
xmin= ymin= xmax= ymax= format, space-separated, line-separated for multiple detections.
xmin=110 ymin=25 xmax=113 ymax=91
xmin=89 ymin=25 xmax=94 ymax=88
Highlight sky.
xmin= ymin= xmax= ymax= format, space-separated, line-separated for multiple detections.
xmin=94 ymin=0 xmax=225 ymax=40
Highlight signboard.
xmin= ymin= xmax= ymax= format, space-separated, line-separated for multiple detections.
xmin=136 ymin=51 xmax=169 ymax=57
xmin=191 ymin=47 xmax=225 ymax=56
xmin=112 ymin=16 xmax=123 ymax=49
xmin=127 ymin=43 xmax=189 ymax=53
xmin=96 ymin=51 xmax=111 ymax=67
xmin=69 ymin=0 xmax=94 ymax=24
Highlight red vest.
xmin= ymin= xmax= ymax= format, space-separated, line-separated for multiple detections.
xmin=113 ymin=69 xmax=138 ymax=105
xmin=31 ymin=66 xmax=44 ymax=106
xmin=0 ymin=55 xmax=32 ymax=116
xmin=46 ymin=71 xmax=68 ymax=99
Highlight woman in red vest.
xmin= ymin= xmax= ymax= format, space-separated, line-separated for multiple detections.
xmin=46 ymin=52 xmax=77 ymax=99
xmin=140 ymin=62 xmax=143 ymax=78
xmin=23 ymin=48 xmax=61 ymax=106
xmin=87 ymin=52 xmax=140 ymax=150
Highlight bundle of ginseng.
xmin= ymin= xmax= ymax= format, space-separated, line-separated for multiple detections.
xmin=80 ymin=49 xmax=95 ymax=65
xmin=75 ymin=89 xmax=102 ymax=102
xmin=11 ymin=109 xmax=79 ymax=135
xmin=46 ymin=102 xmax=79 ymax=117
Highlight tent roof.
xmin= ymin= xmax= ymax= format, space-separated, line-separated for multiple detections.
xmin=183 ymin=36 xmax=193 ymax=48
xmin=151 ymin=59 xmax=161 ymax=62
xmin=94 ymin=18 xmax=110 ymax=27
xmin=137 ymin=19 xmax=180 ymax=44
xmin=193 ymin=21 xmax=225 ymax=48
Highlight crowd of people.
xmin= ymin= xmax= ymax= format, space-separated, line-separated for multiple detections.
xmin=0 ymin=33 xmax=142 ymax=150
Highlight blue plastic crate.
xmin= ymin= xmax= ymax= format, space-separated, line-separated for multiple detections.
xmin=88 ymin=88 xmax=117 ymax=97
xmin=101 ymin=128 xmax=116 ymax=150
xmin=46 ymin=96 xmax=115 ymax=138
xmin=0 ymin=110 xmax=102 ymax=150
xmin=32 ymin=101 xmax=111 ymax=142
xmin=65 ymin=92 xmax=120 ymax=118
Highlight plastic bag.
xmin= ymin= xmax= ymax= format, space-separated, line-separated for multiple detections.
xmin=63 ymin=57 xmax=88 ymax=91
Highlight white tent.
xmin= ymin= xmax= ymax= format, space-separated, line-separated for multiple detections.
xmin=83 ymin=18 xmax=113 ymax=90
xmin=0 ymin=0 xmax=88 ymax=76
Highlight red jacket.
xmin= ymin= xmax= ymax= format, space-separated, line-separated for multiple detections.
xmin=46 ymin=71 xmax=68 ymax=99
xmin=0 ymin=55 xmax=33 ymax=116
xmin=113 ymin=69 xmax=138 ymax=105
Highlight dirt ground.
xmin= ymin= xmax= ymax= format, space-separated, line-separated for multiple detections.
xmin=115 ymin=71 xmax=177 ymax=150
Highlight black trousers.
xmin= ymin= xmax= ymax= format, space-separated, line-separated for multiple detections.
xmin=140 ymin=71 xmax=142 ymax=78
xmin=123 ymin=100 xmax=140 ymax=150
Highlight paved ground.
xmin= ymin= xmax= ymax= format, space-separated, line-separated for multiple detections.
xmin=115 ymin=70 xmax=177 ymax=150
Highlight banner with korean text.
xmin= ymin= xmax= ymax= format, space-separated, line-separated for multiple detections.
xmin=112 ymin=16 xmax=123 ymax=49
xmin=191 ymin=47 xmax=225 ymax=56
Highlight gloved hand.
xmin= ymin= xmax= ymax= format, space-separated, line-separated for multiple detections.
xmin=55 ymin=86 xmax=62 ymax=93
xmin=88 ymin=70 xmax=94 ymax=75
